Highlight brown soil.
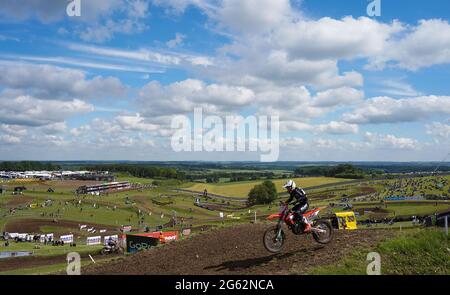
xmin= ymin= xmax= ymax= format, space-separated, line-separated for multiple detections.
xmin=0 ymin=252 xmax=118 ymax=273
xmin=5 ymin=196 xmax=34 ymax=207
xmin=83 ymin=223 xmax=393 ymax=275
xmin=4 ymin=218 xmax=119 ymax=233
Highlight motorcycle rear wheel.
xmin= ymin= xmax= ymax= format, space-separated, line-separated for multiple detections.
xmin=312 ymin=220 xmax=333 ymax=244
xmin=263 ymin=226 xmax=285 ymax=253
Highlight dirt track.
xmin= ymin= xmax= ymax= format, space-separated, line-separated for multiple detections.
xmin=83 ymin=224 xmax=392 ymax=275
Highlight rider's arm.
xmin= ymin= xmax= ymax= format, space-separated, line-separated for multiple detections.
xmin=286 ymin=193 xmax=294 ymax=204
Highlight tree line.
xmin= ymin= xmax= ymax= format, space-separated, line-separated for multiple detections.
xmin=0 ymin=161 xmax=61 ymax=171
xmin=84 ymin=164 xmax=183 ymax=179
xmin=294 ymin=164 xmax=375 ymax=179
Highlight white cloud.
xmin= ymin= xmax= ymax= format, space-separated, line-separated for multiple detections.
xmin=312 ymin=87 xmax=364 ymax=108
xmin=426 ymin=122 xmax=450 ymax=141
xmin=378 ymin=79 xmax=423 ymax=97
xmin=317 ymin=121 xmax=359 ymax=135
xmin=0 ymin=0 xmax=149 ymax=42
xmin=167 ymin=33 xmax=186 ymax=48
xmin=137 ymin=79 xmax=255 ymax=118
xmin=275 ymin=17 xmax=403 ymax=61
xmin=281 ymin=137 xmax=305 ymax=147
xmin=115 ymin=114 xmax=159 ymax=132
xmin=364 ymin=132 xmax=419 ymax=150
xmin=0 ymin=124 xmax=28 ymax=137
xmin=0 ymin=62 xmax=127 ymax=100
xmin=343 ymin=95 xmax=450 ymax=124
xmin=0 ymin=94 xmax=94 ymax=127
xmin=65 ymin=43 xmax=213 ymax=67
xmin=217 ymin=0 xmax=294 ymax=34
xmin=369 ymin=19 xmax=450 ymax=70
xmin=0 ymin=134 xmax=21 ymax=144
xmin=41 ymin=122 xmax=68 ymax=134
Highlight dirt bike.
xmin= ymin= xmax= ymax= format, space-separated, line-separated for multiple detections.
xmin=263 ymin=202 xmax=333 ymax=253
xmin=101 ymin=243 xmax=124 ymax=255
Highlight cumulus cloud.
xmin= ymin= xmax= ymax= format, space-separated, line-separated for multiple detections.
xmin=256 ymin=85 xmax=364 ymax=126
xmin=0 ymin=0 xmax=149 ymax=42
xmin=317 ymin=121 xmax=359 ymax=135
xmin=137 ymin=79 xmax=255 ymax=118
xmin=116 ymin=114 xmax=160 ymax=132
xmin=0 ymin=134 xmax=21 ymax=144
xmin=364 ymin=132 xmax=419 ymax=150
xmin=167 ymin=33 xmax=186 ymax=48
xmin=343 ymin=95 xmax=450 ymax=124
xmin=311 ymin=87 xmax=364 ymax=108
xmin=426 ymin=122 xmax=450 ymax=141
xmin=0 ymin=62 xmax=127 ymax=100
xmin=0 ymin=94 xmax=94 ymax=127
xmin=216 ymin=0 xmax=294 ymax=34
xmin=275 ymin=17 xmax=403 ymax=61
xmin=369 ymin=19 xmax=450 ymax=70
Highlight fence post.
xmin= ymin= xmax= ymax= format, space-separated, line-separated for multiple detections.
xmin=445 ymin=216 xmax=448 ymax=236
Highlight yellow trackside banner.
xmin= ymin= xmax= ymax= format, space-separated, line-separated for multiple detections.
xmin=335 ymin=212 xmax=357 ymax=230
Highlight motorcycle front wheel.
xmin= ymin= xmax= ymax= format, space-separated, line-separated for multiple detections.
xmin=263 ymin=226 xmax=285 ymax=253
xmin=312 ymin=220 xmax=333 ymax=244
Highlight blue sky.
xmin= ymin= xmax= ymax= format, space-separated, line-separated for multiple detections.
xmin=0 ymin=0 xmax=449 ymax=161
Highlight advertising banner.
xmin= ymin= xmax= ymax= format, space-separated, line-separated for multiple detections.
xmin=125 ymin=234 xmax=159 ymax=253
xmin=136 ymin=231 xmax=179 ymax=243
xmin=335 ymin=212 xmax=358 ymax=230
xmin=86 ymin=236 xmax=102 ymax=246
xmin=121 ymin=225 xmax=132 ymax=232
xmin=60 ymin=234 xmax=74 ymax=244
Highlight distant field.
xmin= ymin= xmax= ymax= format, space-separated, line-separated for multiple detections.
xmin=186 ymin=177 xmax=352 ymax=197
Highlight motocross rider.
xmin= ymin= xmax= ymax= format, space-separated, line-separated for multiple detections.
xmin=283 ymin=180 xmax=311 ymax=232
xmin=107 ymin=236 xmax=117 ymax=248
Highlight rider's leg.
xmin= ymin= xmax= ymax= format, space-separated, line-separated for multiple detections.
xmin=298 ymin=203 xmax=312 ymax=232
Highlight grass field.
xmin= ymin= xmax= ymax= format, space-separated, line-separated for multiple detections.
xmin=186 ymin=177 xmax=352 ymax=197
xmin=1 ymin=174 xmax=450 ymax=275
xmin=310 ymin=228 xmax=450 ymax=275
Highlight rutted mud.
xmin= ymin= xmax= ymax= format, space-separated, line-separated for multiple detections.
xmin=83 ymin=223 xmax=392 ymax=275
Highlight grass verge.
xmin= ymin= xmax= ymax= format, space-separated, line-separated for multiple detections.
xmin=310 ymin=228 xmax=450 ymax=275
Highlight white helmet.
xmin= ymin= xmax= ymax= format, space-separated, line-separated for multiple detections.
xmin=283 ymin=180 xmax=296 ymax=190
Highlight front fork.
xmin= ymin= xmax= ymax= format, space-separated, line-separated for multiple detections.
xmin=275 ymin=220 xmax=283 ymax=241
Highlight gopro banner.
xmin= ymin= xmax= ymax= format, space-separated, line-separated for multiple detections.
xmin=126 ymin=234 xmax=159 ymax=253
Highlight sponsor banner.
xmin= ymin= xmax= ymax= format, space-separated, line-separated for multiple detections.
xmin=0 ymin=251 xmax=33 ymax=259
xmin=60 ymin=234 xmax=74 ymax=244
xmin=136 ymin=231 xmax=179 ymax=243
xmin=103 ymin=235 xmax=119 ymax=245
xmin=126 ymin=235 xmax=159 ymax=253
xmin=161 ymin=231 xmax=179 ymax=243
xmin=5 ymin=233 xmax=19 ymax=239
xmin=335 ymin=212 xmax=358 ymax=230
xmin=86 ymin=236 xmax=102 ymax=246
xmin=121 ymin=225 xmax=132 ymax=232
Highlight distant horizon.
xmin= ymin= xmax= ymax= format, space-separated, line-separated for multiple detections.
xmin=1 ymin=160 xmax=450 ymax=164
